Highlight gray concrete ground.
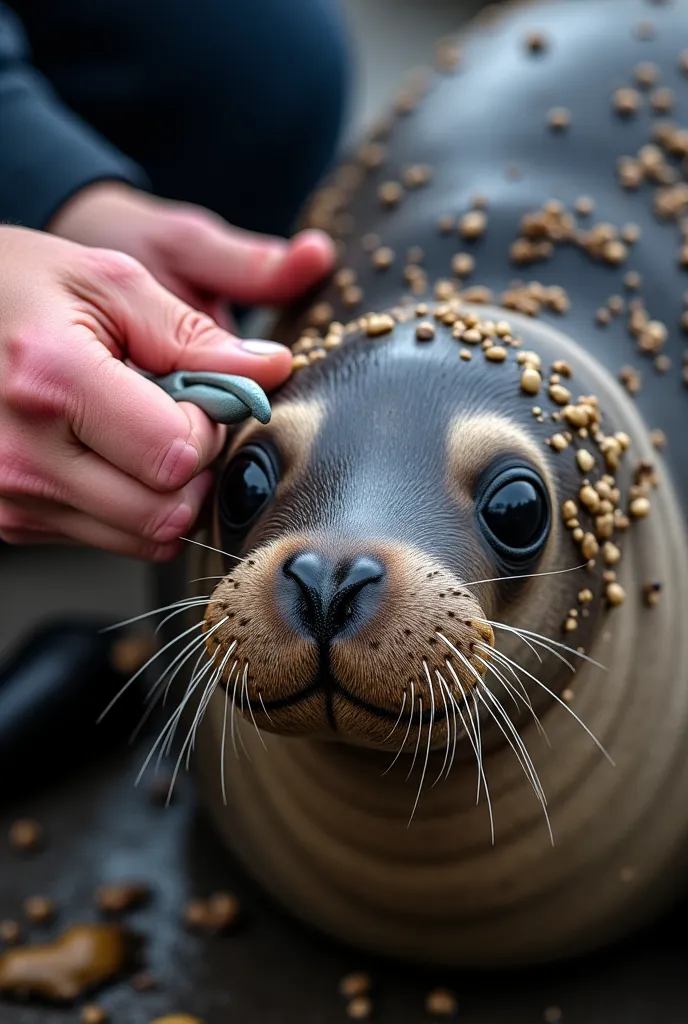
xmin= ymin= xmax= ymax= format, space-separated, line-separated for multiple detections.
xmin=0 ymin=0 xmax=479 ymax=656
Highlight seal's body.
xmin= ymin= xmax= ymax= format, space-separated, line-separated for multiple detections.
xmin=186 ymin=0 xmax=688 ymax=968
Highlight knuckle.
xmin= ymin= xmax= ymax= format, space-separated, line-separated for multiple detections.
xmin=167 ymin=208 xmax=214 ymax=249
xmin=176 ymin=307 xmax=221 ymax=350
xmin=86 ymin=248 xmax=147 ymax=290
xmin=0 ymin=331 xmax=70 ymax=416
xmin=0 ymin=447 xmax=55 ymax=502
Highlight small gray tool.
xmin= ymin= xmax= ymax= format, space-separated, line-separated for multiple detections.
xmin=138 ymin=369 xmax=272 ymax=425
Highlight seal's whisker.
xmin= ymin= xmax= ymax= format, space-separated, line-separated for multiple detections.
xmin=236 ymin=665 xmax=252 ymax=761
xmin=228 ymin=661 xmax=242 ymax=759
xmin=180 ymin=536 xmax=248 ymax=563
xmin=258 ymin=693 xmax=275 ymax=726
xmin=474 ymin=674 xmax=548 ymax=808
xmin=476 ymin=680 xmax=554 ymax=846
xmin=478 ymin=619 xmax=606 ymax=671
xmin=128 ymin=681 xmax=165 ymax=746
xmin=160 ymin=638 xmax=208 ymax=707
xmin=476 ymin=652 xmax=549 ymax=744
xmin=382 ymin=681 xmax=415 ymax=776
xmin=144 ymin=626 xmax=211 ymax=707
xmin=441 ymin=667 xmax=495 ymax=842
xmin=221 ymin=665 xmax=230 ymax=805
xmin=466 ymin=683 xmax=495 ymax=845
xmin=170 ymin=655 xmax=225 ymax=801
xmin=157 ymin=629 xmax=234 ymax=758
xmin=188 ymin=646 xmax=234 ymax=765
xmin=189 ymin=575 xmax=232 ymax=583
xmin=461 ymin=563 xmax=589 ymax=589
xmin=485 ymin=620 xmax=575 ymax=672
xmin=408 ymin=665 xmax=436 ymax=826
xmin=154 ymin=599 xmax=221 ymax=636
xmin=98 ymin=619 xmax=205 ymax=723
xmin=183 ymin=655 xmax=222 ymax=772
xmin=445 ymin=661 xmax=482 ymax=804
xmin=435 ymin=672 xmax=459 ymax=781
xmin=135 ymin=646 xmax=220 ymax=787
xmin=431 ymin=672 xmax=452 ymax=787
xmin=161 ymin=641 xmax=225 ymax=765
xmin=383 ymin=690 xmax=408 ymax=743
xmin=99 ymin=596 xmax=212 ymax=634
xmin=483 ymin=645 xmax=615 ymax=766
xmin=446 ymin=645 xmax=547 ymax=809
xmin=406 ymin=696 xmax=424 ymax=783
xmin=244 ymin=664 xmax=267 ymax=750
xmin=479 ymin=644 xmax=538 ymax=714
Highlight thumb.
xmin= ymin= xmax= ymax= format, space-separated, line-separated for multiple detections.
xmin=102 ymin=253 xmax=293 ymax=391
xmin=168 ymin=221 xmax=336 ymax=306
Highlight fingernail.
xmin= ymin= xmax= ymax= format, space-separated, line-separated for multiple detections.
xmin=240 ymin=339 xmax=288 ymax=356
xmin=165 ymin=502 xmax=195 ymax=538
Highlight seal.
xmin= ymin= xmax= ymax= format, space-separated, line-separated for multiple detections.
xmin=162 ymin=0 xmax=688 ymax=969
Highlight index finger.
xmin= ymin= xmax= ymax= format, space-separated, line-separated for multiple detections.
xmin=66 ymin=343 xmax=223 ymax=491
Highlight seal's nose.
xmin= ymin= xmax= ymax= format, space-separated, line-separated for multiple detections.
xmin=281 ymin=552 xmax=385 ymax=642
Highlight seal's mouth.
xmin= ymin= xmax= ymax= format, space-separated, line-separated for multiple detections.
xmin=247 ymin=672 xmax=452 ymax=726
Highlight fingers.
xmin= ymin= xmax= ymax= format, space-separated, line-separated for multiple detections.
xmin=26 ymin=338 xmax=222 ymax=492
xmin=0 ymin=510 xmax=181 ymax=561
xmin=77 ymin=249 xmax=293 ymax=393
xmin=0 ymin=466 xmax=212 ymax=560
xmin=165 ymin=216 xmax=336 ymax=306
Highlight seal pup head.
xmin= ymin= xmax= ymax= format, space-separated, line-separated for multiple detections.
xmin=202 ymin=301 xmax=647 ymax=765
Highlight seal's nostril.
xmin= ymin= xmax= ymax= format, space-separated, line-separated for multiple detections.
xmin=283 ymin=552 xmax=328 ymax=597
xmin=329 ymin=556 xmax=385 ymax=638
xmin=280 ymin=552 xmax=385 ymax=642
xmin=283 ymin=552 xmax=329 ymax=633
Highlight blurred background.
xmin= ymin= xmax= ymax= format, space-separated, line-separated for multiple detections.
xmin=0 ymin=0 xmax=486 ymax=657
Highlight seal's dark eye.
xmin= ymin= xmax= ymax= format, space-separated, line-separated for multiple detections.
xmin=219 ymin=447 xmax=276 ymax=531
xmin=478 ymin=467 xmax=550 ymax=561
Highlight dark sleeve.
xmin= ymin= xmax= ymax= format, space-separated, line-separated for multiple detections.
xmin=0 ymin=1 xmax=149 ymax=229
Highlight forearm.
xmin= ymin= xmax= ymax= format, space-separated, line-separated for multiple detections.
xmin=0 ymin=1 xmax=148 ymax=228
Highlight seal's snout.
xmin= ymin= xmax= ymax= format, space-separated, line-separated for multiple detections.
xmin=203 ymin=535 xmax=494 ymax=749
xmin=280 ymin=551 xmax=385 ymax=643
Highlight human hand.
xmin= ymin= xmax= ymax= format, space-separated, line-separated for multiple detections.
xmin=49 ymin=181 xmax=335 ymax=325
xmin=0 ymin=226 xmax=297 ymax=560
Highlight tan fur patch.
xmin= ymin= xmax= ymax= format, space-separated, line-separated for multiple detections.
xmin=445 ymin=413 xmax=554 ymax=510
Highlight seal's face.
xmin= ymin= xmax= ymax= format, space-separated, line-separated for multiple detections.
xmin=204 ymin=307 xmax=617 ymax=753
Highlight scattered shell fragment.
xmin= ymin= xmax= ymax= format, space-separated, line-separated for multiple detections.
xmin=458 ymin=210 xmax=487 ymax=239
xmin=150 ymin=1018 xmax=205 ymax=1024
xmin=521 ymin=367 xmax=542 ymax=394
xmin=0 ymin=924 xmax=128 ymax=1002
xmin=24 ymin=896 xmax=56 ymax=927
xmin=0 ymin=921 xmax=20 ymax=945
xmin=364 ymin=314 xmax=396 ymax=337
xmin=643 ymin=581 xmax=662 ymax=607
xmin=547 ymin=107 xmax=571 ymax=131
xmin=95 ymin=883 xmax=149 ymax=915
xmin=524 ymin=31 xmax=548 ymax=54
xmin=8 ymin=819 xmax=43 ymax=854
xmin=347 ymin=996 xmax=373 ymax=1020
xmin=81 ymin=1006 xmax=109 ymax=1024
xmin=416 ymin=322 xmax=436 ymax=342
xmin=426 ymin=988 xmax=458 ymax=1017
xmin=339 ymin=972 xmax=372 ymax=999
xmin=606 ymin=582 xmax=626 ymax=606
